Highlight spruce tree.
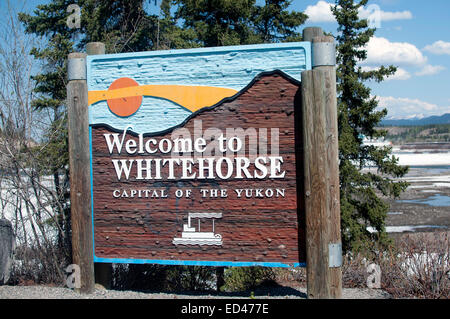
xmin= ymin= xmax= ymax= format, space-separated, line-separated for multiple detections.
xmin=80 ymin=0 xmax=155 ymax=52
xmin=251 ymin=0 xmax=307 ymax=43
xmin=151 ymin=0 xmax=201 ymax=50
xmin=332 ymin=0 xmax=409 ymax=252
xmin=174 ymin=0 xmax=307 ymax=46
xmin=174 ymin=0 xmax=258 ymax=46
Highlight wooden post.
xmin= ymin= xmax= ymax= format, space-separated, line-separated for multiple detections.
xmin=86 ymin=42 xmax=106 ymax=56
xmin=301 ymin=31 xmax=343 ymax=299
xmin=302 ymin=27 xmax=324 ymax=42
xmin=85 ymin=42 xmax=113 ymax=290
xmin=67 ymin=52 xmax=95 ymax=294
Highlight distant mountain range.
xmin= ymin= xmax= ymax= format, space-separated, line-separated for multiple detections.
xmin=381 ymin=113 xmax=450 ymax=126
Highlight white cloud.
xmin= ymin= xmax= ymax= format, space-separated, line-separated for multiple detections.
xmin=423 ymin=41 xmax=450 ymax=55
xmin=358 ymin=6 xmax=412 ymax=22
xmin=364 ymin=36 xmax=427 ymax=67
xmin=415 ymin=64 xmax=446 ymax=76
xmin=387 ymin=68 xmax=411 ymax=81
xmin=304 ymin=1 xmax=335 ymax=23
xmin=305 ymin=1 xmax=412 ymax=23
xmin=362 ymin=38 xmax=445 ymax=79
xmin=376 ymin=96 xmax=450 ymax=119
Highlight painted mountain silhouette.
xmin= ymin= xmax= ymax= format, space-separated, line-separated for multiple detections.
xmin=90 ymin=70 xmax=302 ymax=137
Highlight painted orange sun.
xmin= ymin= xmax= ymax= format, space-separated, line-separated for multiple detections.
xmin=106 ymin=77 xmax=143 ymax=117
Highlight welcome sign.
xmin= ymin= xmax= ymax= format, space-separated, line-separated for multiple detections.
xmin=87 ymin=42 xmax=311 ymax=267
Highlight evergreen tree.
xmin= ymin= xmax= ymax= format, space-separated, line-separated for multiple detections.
xmin=251 ymin=0 xmax=307 ymax=43
xmin=174 ymin=0 xmax=307 ymax=46
xmin=81 ymin=0 xmax=204 ymax=51
xmin=174 ymin=0 xmax=258 ymax=46
xmin=332 ymin=0 xmax=409 ymax=252
xmin=80 ymin=0 xmax=155 ymax=53
xmin=151 ymin=0 xmax=201 ymax=50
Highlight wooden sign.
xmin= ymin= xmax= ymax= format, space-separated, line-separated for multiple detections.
xmin=87 ymin=43 xmax=311 ymax=267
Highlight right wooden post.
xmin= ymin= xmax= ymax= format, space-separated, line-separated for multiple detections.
xmin=302 ymin=28 xmax=343 ymax=299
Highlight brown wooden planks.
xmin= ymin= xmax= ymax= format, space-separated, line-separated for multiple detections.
xmin=90 ymin=72 xmax=305 ymax=265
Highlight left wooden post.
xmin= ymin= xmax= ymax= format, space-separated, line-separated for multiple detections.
xmin=67 ymin=52 xmax=95 ymax=294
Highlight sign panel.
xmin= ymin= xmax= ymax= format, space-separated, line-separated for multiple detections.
xmin=87 ymin=43 xmax=310 ymax=267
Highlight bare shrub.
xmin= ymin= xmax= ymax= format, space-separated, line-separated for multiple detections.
xmin=381 ymin=232 xmax=449 ymax=299
xmin=0 ymin=1 xmax=70 ymax=285
xmin=341 ymin=231 xmax=449 ymax=299
xmin=8 ymin=244 xmax=66 ymax=286
xmin=342 ymin=253 xmax=370 ymax=288
xmin=273 ymin=267 xmax=307 ymax=286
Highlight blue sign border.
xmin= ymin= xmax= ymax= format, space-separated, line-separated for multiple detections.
xmin=88 ymin=42 xmax=311 ymax=268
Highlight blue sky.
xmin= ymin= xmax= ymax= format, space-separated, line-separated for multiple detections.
xmin=5 ymin=0 xmax=450 ymax=119
xmin=288 ymin=0 xmax=450 ymax=119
